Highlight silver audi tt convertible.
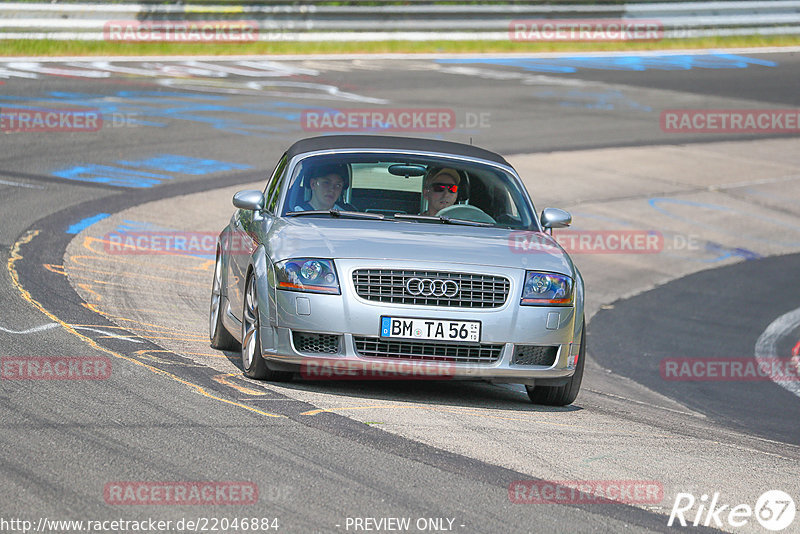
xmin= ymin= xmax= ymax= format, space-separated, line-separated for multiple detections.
xmin=209 ymin=135 xmax=585 ymax=405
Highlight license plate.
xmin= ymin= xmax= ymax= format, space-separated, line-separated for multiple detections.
xmin=380 ymin=316 xmax=481 ymax=342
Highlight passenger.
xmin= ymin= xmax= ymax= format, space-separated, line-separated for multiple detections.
xmin=293 ymin=163 xmax=353 ymax=211
xmin=421 ymin=167 xmax=460 ymax=216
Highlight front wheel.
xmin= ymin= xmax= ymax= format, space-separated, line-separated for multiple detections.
xmin=241 ymin=274 xmax=291 ymax=381
xmin=210 ymin=252 xmax=239 ymax=351
xmin=526 ymin=319 xmax=585 ymax=406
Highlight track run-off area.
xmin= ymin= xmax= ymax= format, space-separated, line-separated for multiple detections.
xmin=2 ymin=50 xmax=800 ymax=533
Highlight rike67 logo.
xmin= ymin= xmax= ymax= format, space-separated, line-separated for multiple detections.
xmin=669 ymin=490 xmax=796 ymax=531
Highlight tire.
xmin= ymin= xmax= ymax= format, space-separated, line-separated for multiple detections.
xmin=241 ymin=273 xmax=291 ymax=381
xmin=526 ymin=318 xmax=585 ymax=406
xmin=210 ymin=252 xmax=239 ymax=351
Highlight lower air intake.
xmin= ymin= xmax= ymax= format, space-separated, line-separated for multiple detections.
xmin=292 ymin=332 xmax=341 ymax=354
xmin=512 ymin=345 xmax=558 ymax=366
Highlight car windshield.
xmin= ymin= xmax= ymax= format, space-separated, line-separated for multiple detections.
xmin=281 ymin=152 xmax=537 ymax=229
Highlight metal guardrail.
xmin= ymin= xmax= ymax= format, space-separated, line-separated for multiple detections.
xmin=0 ymin=1 xmax=798 ymax=41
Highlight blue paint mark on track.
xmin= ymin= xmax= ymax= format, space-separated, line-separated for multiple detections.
xmin=66 ymin=213 xmax=110 ymax=234
xmin=437 ymin=54 xmax=777 ymax=74
xmin=648 ymin=197 xmax=800 ymax=256
xmin=534 ymin=89 xmax=652 ymax=112
xmin=115 ymin=220 xmax=163 ymax=233
xmin=573 ymin=206 xmax=768 ymax=263
xmin=52 ymin=154 xmax=252 ymax=188
xmin=53 ymin=165 xmax=171 ymax=189
xmin=704 ymin=242 xmax=763 ymax=262
xmin=117 ymin=155 xmax=250 ymax=175
xmin=0 ymin=91 xmax=311 ymax=138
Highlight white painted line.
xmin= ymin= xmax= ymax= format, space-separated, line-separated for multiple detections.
xmin=755 ymin=306 xmax=800 ymax=398
xmin=73 ymin=326 xmax=143 ymax=343
xmin=0 ymin=323 xmax=58 ymax=334
xmin=157 ymin=77 xmax=388 ymax=104
xmin=437 ymin=65 xmax=591 ymax=87
xmin=0 ymin=179 xmax=46 ymax=189
xmin=0 ymin=322 xmax=141 ymax=343
xmin=702 ymin=173 xmax=800 ymax=193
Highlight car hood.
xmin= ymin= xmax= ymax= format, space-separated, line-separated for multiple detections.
xmin=266 ymin=218 xmax=574 ymax=275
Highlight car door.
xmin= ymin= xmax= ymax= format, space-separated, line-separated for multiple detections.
xmin=227 ymin=153 xmax=288 ymax=323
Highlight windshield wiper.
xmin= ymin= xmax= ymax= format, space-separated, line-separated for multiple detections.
xmin=393 ymin=214 xmax=494 ymax=227
xmin=443 ymin=217 xmax=494 ymax=227
xmin=286 ymin=209 xmax=385 ymax=220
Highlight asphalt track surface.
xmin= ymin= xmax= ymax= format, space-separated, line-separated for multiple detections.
xmin=589 ymin=252 xmax=800 ymax=445
xmin=462 ymin=52 xmax=800 ymax=107
xmin=1 ymin=50 xmax=799 ymax=533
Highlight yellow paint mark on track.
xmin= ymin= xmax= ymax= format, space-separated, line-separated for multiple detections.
xmin=71 ymin=323 xmax=203 ymax=336
xmin=77 ymin=283 xmax=103 ymax=303
xmin=303 ymin=405 xmax=412 ymax=416
xmin=64 ymin=274 xmax=198 ymax=294
xmin=134 ymin=349 xmax=205 ymax=367
xmin=212 ymin=373 xmax=269 ymax=396
xmin=80 ymin=303 xmax=204 ymax=335
xmin=9 ymin=230 xmax=282 ymax=419
xmin=43 ymin=263 xmax=66 ymax=276
xmin=65 ymin=264 xmax=206 ymax=287
xmin=123 ymin=334 xmax=208 ymax=342
xmin=79 ymin=236 xmax=214 ymax=270
xmin=193 ymin=259 xmax=215 ymax=271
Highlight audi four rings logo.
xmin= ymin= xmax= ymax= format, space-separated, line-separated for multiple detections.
xmin=405 ymin=277 xmax=459 ymax=297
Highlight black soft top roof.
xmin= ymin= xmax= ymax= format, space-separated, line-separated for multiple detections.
xmin=286 ymin=135 xmax=509 ymax=167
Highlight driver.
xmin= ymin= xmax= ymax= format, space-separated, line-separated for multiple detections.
xmin=293 ymin=163 xmax=354 ymax=211
xmin=421 ymin=167 xmax=461 ymax=216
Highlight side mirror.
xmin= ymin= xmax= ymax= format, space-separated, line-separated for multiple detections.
xmin=233 ymin=190 xmax=265 ymax=211
xmin=540 ymin=208 xmax=572 ymax=233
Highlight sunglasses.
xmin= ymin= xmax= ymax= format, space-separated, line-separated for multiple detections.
xmin=430 ymin=182 xmax=458 ymax=193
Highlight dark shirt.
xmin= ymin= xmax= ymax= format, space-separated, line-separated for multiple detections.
xmin=292 ymin=200 xmax=355 ymax=212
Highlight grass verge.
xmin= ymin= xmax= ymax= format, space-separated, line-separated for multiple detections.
xmin=2 ymin=35 xmax=800 ymax=57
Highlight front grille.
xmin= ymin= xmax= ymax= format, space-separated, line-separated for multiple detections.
xmin=512 ymin=345 xmax=558 ymax=366
xmin=352 ymin=269 xmax=510 ymax=308
xmin=353 ymin=336 xmax=503 ymax=364
xmin=292 ymin=332 xmax=340 ymax=354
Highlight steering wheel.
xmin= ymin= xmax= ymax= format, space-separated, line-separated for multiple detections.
xmin=436 ymin=204 xmax=496 ymax=224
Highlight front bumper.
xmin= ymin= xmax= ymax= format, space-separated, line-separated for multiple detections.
xmin=258 ymin=259 xmax=583 ymax=384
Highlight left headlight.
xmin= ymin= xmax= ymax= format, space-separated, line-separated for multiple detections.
xmin=521 ymin=271 xmax=573 ymax=306
xmin=275 ymin=258 xmax=340 ymax=295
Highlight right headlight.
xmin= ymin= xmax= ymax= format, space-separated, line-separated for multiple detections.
xmin=521 ymin=271 xmax=573 ymax=306
xmin=275 ymin=258 xmax=340 ymax=295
